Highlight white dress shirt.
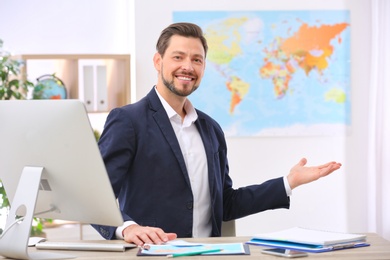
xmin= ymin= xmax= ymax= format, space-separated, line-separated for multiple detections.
xmin=156 ymin=89 xmax=212 ymax=237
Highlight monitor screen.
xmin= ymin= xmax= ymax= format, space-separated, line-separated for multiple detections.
xmin=0 ymin=100 xmax=123 ymax=258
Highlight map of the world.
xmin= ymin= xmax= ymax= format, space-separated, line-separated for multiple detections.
xmin=173 ymin=11 xmax=351 ymax=136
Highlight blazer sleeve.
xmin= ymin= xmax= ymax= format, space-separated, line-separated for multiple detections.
xmin=91 ymin=108 xmax=136 ymax=239
xmin=98 ymin=108 xmax=135 ymax=202
xmin=223 ymin=176 xmax=290 ymax=221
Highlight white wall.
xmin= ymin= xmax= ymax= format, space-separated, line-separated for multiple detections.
xmin=0 ymin=0 xmax=130 ymax=54
xmin=0 ymin=0 xmax=372 ymax=237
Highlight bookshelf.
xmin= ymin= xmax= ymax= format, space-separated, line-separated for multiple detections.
xmin=18 ymin=54 xmax=131 ymax=112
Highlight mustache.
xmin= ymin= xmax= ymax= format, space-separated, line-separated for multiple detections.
xmin=176 ymin=70 xmax=196 ymax=77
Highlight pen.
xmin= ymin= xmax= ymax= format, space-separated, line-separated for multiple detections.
xmin=331 ymin=242 xmax=369 ymax=250
xmin=167 ymin=248 xmax=222 ymax=258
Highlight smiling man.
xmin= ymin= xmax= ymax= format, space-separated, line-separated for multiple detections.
xmin=92 ymin=22 xmax=341 ymax=247
xmin=154 ymin=33 xmax=205 ymax=117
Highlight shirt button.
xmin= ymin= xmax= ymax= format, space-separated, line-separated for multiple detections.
xmin=186 ymin=201 xmax=193 ymax=210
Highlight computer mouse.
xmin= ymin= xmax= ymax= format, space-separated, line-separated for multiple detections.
xmin=28 ymin=236 xmax=47 ymax=247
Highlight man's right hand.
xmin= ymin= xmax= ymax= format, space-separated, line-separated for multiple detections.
xmin=123 ymin=224 xmax=177 ymax=246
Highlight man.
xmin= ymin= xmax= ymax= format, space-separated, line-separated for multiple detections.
xmin=93 ymin=22 xmax=341 ymax=246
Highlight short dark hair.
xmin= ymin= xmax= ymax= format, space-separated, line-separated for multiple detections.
xmin=156 ymin=22 xmax=208 ymax=57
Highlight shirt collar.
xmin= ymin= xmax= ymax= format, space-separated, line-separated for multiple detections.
xmin=154 ymin=87 xmax=198 ymax=126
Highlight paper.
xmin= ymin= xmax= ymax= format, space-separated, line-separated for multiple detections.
xmin=137 ymin=242 xmax=249 ymax=256
xmin=166 ymin=240 xmax=204 ymax=247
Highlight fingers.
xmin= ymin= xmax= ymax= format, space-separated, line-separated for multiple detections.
xmin=167 ymin=233 xmax=178 ymax=241
xmin=298 ymin=158 xmax=307 ymax=167
xmin=126 ymin=233 xmax=146 ymax=247
xmin=123 ymin=225 xmax=177 ymax=246
xmin=318 ymin=161 xmax=341 ymax=170
xmin=299 ymin=159 xmax=342 ymax=171
xmin=319 ymin=162 xmax=342 ymax=177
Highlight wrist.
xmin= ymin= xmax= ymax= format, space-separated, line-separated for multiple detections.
xmin=116 ymin=221 xmax=138 ymax=239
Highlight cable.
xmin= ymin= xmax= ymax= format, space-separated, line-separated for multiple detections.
xmin=0 ymin=205 xmax=58 ymax=239
xmin=0 ymin=217 xmax=24 ymax=238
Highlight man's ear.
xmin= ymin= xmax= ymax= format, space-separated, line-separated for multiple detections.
xmin=153 ymin=52 xmax=162 ymax=71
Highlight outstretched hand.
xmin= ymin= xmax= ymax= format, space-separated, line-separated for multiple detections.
xmin=287 ymin=158 xmax=342 ymax=190
xmin=123 ymin=224 xmax=177 ymax=246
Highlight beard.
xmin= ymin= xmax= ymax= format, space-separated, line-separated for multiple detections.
xmin=161 ymin=66 xmax=199 ymax=97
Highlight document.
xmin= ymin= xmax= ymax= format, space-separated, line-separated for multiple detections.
xmin=137 ymin=241 xmax=250 ymax=256
xmin=247 ymin=227 xmax=369 ymax=253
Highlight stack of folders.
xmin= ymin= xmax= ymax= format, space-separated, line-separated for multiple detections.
xmin=246 ymin=227 xmax=370 ymax=253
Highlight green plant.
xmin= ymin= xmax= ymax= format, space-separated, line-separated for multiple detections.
xmin=0 ymin=39 xmax=34 ymax=100
xmin=94 ymin=129 xmax=101 ymax=142
xmin=0 ymin=182 xmax=10 ymax=233
xmin=0 ymin=38 xmax=47 ymax=236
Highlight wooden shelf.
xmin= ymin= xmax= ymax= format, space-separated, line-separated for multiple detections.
xmin=18 ymin=54 xmax=131 ymax=112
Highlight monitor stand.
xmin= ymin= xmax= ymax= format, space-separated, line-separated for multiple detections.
xmin=0 ymin=166 xmax=75 ymax=260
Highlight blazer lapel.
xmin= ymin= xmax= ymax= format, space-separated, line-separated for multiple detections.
xmin=147 ymin=89 xmax=192 ymax=188
xmin=194 ymin=116 xmax=216 ymax=199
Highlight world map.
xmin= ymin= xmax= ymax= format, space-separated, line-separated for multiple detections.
xmin=173 ymin=11 xmax=351 ymax=136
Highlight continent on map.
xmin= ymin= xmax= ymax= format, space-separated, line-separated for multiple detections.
xmin=260 ymin=61 xmax=294 ymax=98
xmin=260 ymin=22 xmax=349 ymax=99
xmin=203 ymin=17 xmax=252 ymax=114
xmin=205 ymin=17 xmax=248 ymax=65
xmin=226 ymin=76 xmax=250 ymax=114
xmin=281 ymin=23 xmax=349 ymax=75
xmin=325 ymin=88 xmax=347 ymax=103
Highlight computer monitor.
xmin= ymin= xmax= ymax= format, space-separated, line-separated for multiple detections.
xmin=0 ymin=100 xmax=123 ymax=260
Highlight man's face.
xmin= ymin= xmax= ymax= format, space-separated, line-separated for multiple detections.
xmin=154 ymin=35 xmax=206 ymax=97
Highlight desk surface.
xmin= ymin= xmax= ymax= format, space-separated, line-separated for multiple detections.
xmin=25 ymin=233 xmax=390 ymax=260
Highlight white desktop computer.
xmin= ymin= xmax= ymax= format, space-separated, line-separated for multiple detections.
xmin=0 ymin=100 xmax=123 ymax=259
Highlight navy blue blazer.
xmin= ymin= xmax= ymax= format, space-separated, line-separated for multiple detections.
xmin=93 ymin=88 xmax=290 ymax=239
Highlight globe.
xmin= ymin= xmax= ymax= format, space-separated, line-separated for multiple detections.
xmin=33 ymin=74 xmax=67 ymax=99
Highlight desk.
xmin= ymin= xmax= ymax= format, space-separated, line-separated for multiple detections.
xmin=27 ymin=233 xmax=390 ymax=260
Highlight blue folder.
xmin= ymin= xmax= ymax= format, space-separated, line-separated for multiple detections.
xmin=246 ymin=238 xmax=370 ymax=253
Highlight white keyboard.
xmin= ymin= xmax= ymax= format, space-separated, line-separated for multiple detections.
xmin=35 ymin=241 xmax=137 ymax=252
